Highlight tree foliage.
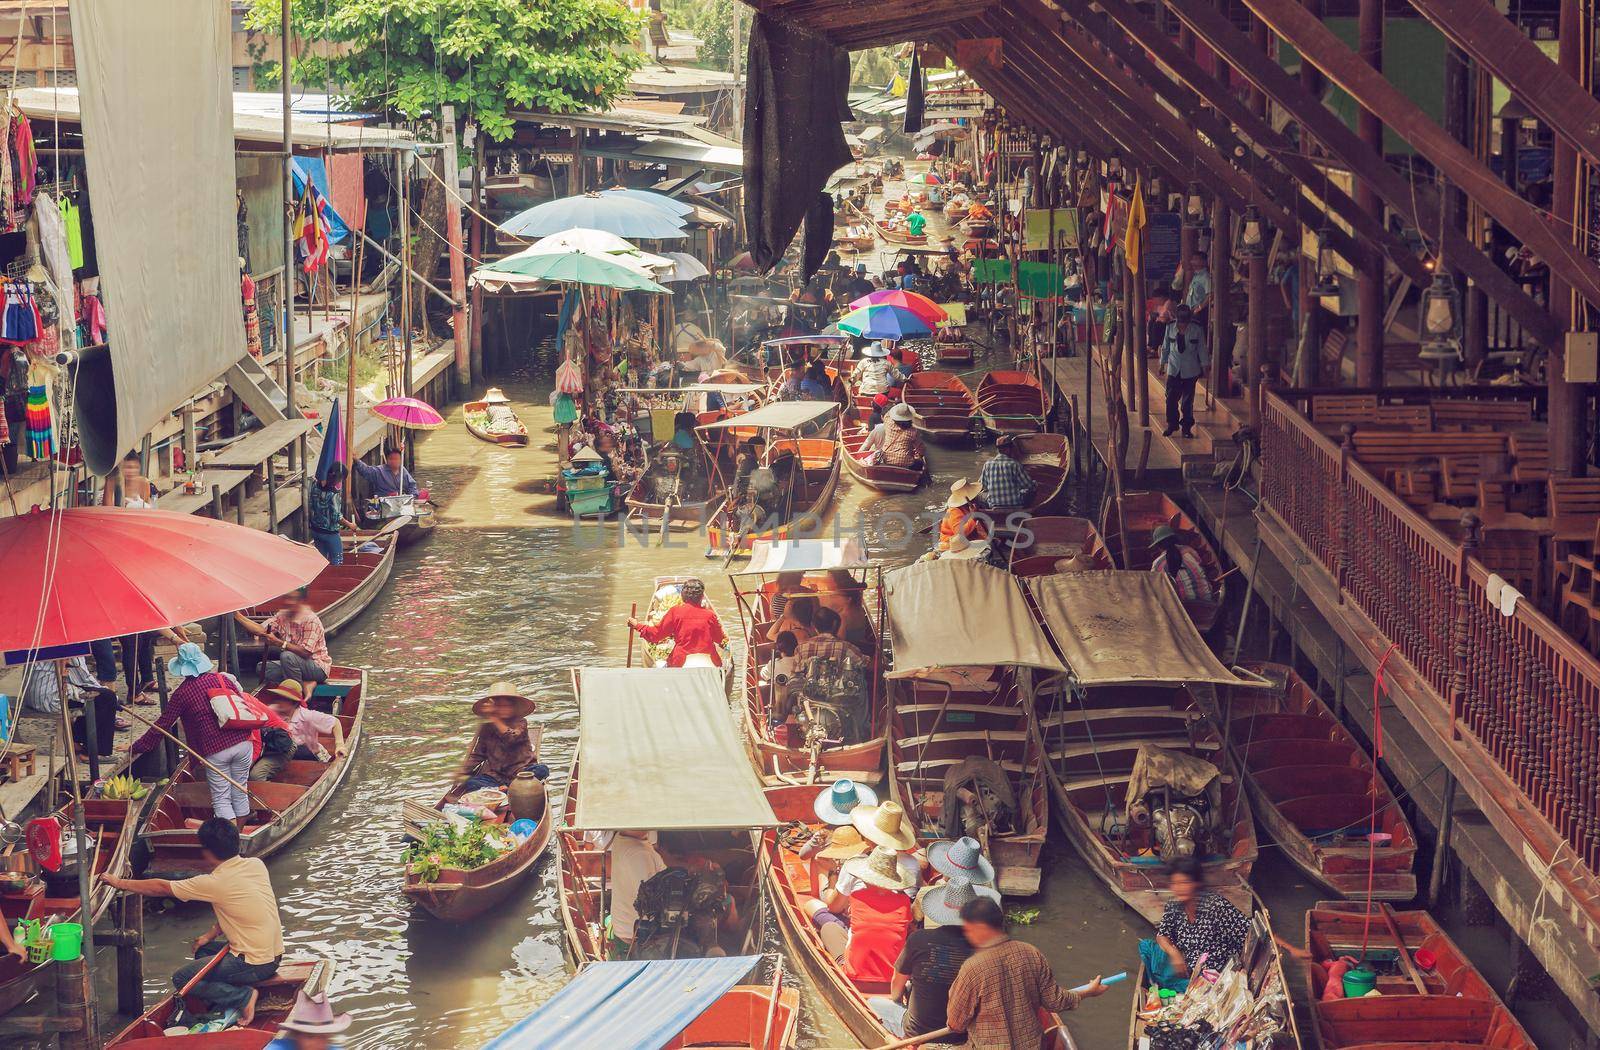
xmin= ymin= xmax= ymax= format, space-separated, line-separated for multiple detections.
xmin=849 ymin=47 xmax=900 ymax=89
xmin=245 ymin=0 xmax=644 ymax=142
xmin=660 ymin=0 xmax=738 ymax=71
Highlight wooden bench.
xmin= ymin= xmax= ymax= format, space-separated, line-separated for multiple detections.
xmin=1372 ymin=404 xmax=1433 ymax=428
xmin=1509 ymin=431 xmax=1550 ymax=483
xmin=1440 ymin=455 xmax=1506 ymax=503
xmin=1432 ymin=399 xmax=1534 ymax=429
xmin=1311 ymin=394 xmax=1378 ymax=426
xmin=2 ymin=743 xmax=36 ymax=782
xmin=1349 ymin=431 xmax=1509 ymax=485
xmin=1393 ymin=468 xmax=1437 ymax=509
xmin=1548 ymin=477 xmax=1600 ymax=523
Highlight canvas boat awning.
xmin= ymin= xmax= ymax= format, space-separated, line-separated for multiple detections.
xmin=680 ymin=382 xmax=766 ymax=396
xmin=696 ymin=400 xmax=836 ymax=432
xmin=884 ymin=560 xmax=1067 ymax=678
xmin=736 ymin=538 xmax=871 ymax=575
xmin=1023 ymin=571 xmax=1243 ymax=687
xmin=573 ymin=667 xmax=778 ymax=830
xmin=481 ymin=955 xmax=760 ymax=1050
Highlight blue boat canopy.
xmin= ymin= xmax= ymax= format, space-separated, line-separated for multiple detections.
xmin=480 ymin=955 xmax=760 ymax=1050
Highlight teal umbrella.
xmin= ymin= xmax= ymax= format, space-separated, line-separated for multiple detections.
xmin=473 ymin=249 xmax=671 ymax=294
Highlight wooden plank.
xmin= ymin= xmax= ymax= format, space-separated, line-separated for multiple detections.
xmin=203 ymin=417 xmax=316 ymax=468
xmin=154 ymin=469 xmax=254 ymax=516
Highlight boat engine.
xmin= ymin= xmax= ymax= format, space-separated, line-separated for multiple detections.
xmin=1128 ymin=785 xmax=1218 ymax=862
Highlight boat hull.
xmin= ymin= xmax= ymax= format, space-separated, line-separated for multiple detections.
xmin=239 ymin=530 xmax=395 ymax=647
xmin=902 ymin=371 xmax=979 ymax=442
xmin=840 ymin=420 xmax=926 ymax=493
xmin=1102 ymin=491 xmax=1226 ymax=632
xmin=404 ymin=803 xmax=552 ymax=922
xmin=976 ymin=370 xmax=1050 ymax=433
xmin=705 ymin=441 xmax=841 ymax=558
xmin=105 ymin=959 xmax=320 ymax=1047
xmin=463 ymin=400 xmax=529 ymax=446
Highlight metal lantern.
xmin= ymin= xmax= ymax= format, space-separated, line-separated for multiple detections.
xmin=1312 ymin=222 xmax=1341 ymax=296
xmin=1183 ymin=181 xmax=1207 ymax=228
xmin=1418 ymin=272 xmax=1464 ymax=360
xmin=1239 ymin=204 xmax=1267 ymax=257
xmin=1148 ymin=175 xmax=1164 ymax=202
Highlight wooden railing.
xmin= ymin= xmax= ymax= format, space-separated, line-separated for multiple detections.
xmin=1260 ymin=390 xmax=1600 ymax=874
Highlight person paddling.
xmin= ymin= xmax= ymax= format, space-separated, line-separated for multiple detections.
xmin=627 ymin=578 xmax=727 ymax=667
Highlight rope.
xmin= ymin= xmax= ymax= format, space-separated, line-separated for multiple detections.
xmin=1362 ymin=642 xmax=1400 ymax=959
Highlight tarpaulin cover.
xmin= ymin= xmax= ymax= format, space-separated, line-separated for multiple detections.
xmin=481 ymin=955 xmax=759 ymax=1050
xmin=1024 ymin=571 xmax=1241 ymax=686
xmin=574 ymin=667 xmax=778 ymax=830
xmin=695 ymin=400 xmax=836 ymax=431
xmin=69 ymin=0 xmax=245 ymax=476
xmin=884 ymin=560 xmax=1066 ymax=678
xmin=737 ymin=538 xmax=870 ymax=575
xmin=291 ymin=158 xmax=351 ymax=244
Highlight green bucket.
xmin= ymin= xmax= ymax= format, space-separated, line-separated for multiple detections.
xmin=1342 ymin=964 xmax=1378 ymax=998
xmin=49 ymin=922 xmax=82 ymax=961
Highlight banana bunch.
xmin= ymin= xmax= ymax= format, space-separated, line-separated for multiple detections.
xmin=100 ymin=774 xmax=149 ymax=801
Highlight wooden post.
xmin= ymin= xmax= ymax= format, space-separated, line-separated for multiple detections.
xmin=1354 ymin=0 xmax=1385 ymax=387
xmin=441 ymin=106 xmax=471 ymax=391
xmin=470 ymin=141 xmax=486 ymax=383
xmin=1210 ymin=198 xmax=1232 ymax=400
xmin=116 ymin=890 xmax=144 ymax=1016
xmin=1121 ymin=262 xmax=1137 ymax=414
xmin=1428 ymin=770 xmax=1459 ymax=906
xmin=398 ymin=153 xmax=415 ymax=403
xmin=1547 ymin=0 xmax=1585 ymax=476
xmin=1134 ymin=255 xmax=1149 ymax=428
xmin=1247 ymin=249 xmax=1268 ymax=426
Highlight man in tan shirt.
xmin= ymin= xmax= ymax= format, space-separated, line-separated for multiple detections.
xmin=105 ymin=818 xmax=283 ymax=1024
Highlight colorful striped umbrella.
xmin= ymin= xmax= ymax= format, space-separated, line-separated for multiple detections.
xmin=907 ymin=172 xmax=943 ymax=186
xmin=372 ymin=396 xmax=446 ymax=431
xmin=848 ymin=289 xmax=948 ymax=324
xmin=836 ymin=304 xmax=933 ymax=340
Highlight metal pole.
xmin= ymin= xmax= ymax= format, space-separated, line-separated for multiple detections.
xmin=441 ymin=106 xmax=471 ymax=390
xmin=56 ymin=682 xmax=98 ymax=1045
xmin=398 ymin=153 xmax=415 ymax=401
xmin=281 ymin=0 xmax=298 ymax=426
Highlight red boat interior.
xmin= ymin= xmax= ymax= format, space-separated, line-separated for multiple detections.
xmin=976 ymin=370 xmax=1047 ymax=431
xmin=1008 ymin=515 xmax=1116 ymax=577
xmin=1102 ymin=491 xmax=1225 ymax=628
xmin=665 ymin=984 xmax=799 ymax=1049
xmin=106 ymin=961 xmax=316 ymax=1048
xmin=902 ymin=371 xmax=978 ymax=431
xmin=238 ymin=541 xmax=391 ymax=619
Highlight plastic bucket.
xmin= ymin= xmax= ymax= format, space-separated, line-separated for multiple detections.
xmin=50 ymin=922 xmax=83 ymax=961
xmin=1342 ymin=965 xmax=1378 ymax=998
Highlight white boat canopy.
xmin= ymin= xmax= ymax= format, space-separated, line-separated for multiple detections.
xmin=735 ymin=538 xmax=871 ymax=576
xmin=695 ymin=400 xmax=836 ymax=432
xmin=679 ymin=382 xmax=767 ymax=396
xmin=572 ymin=667 xmax=778 ymax=830
xmin=883 ymin=560 xmax=1067 ymax=678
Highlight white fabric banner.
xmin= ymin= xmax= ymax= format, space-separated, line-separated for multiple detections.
xmin=69 ymin=0 xmax=246 ymax=475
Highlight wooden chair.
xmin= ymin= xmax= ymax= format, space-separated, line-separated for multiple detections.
xmin=1559 ymin=520 xmax=1600 ymax=651
xmin=1432 ymin=399 xmax=1534 ymax=430
xmin=1509 ymin=431 xmax=1550 ymax=483
xmin=1478 ymin=528 xmax=1544 ymax=609
xmin=1393 ymin=468 xmax=1437 ymax=510
xmin=1311 ymin=394 xmax=1378 ymax=427
xmin=1371 ymin=404 xmax=1433 ymax=429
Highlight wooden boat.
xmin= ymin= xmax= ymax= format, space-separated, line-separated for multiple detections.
xmin=1305 ymin=902 xmax=1537 ymax=1050
xmin=731 ymin=551 xmax=888 ymax=785
xmin=401 ymin=752 xmax=553 ymax=922
xmin=1221 ymin=663 xmax=1418 ymax=901
xmin=237 ymin=530 xmax=396 ymax=648
xmin=0 ymin=798 xmax=139 ymax=1015
xmin=463 ymin=399 xmax=529 ymax=447
xmin=705 ymin=436 xmax=842 ymax=557
xmin=1030 ymin=679 xmax=1257 ymax=923
xmin=840 ymin=418 xmax=926 ymax=494
xmin=933 ymin=328 xmax=976 ymax=365
xmin=835 ymin=224 xmax=877 ymax=253
xmin=876 ymin=220 xmax=928 ymax=246
xmin=944 ymin=199 xmax=971 ymax=222
xmin=976 ymin=369 xmax=1050 ymax=433
xmin=104 ymin=958 xmax=325 ymax=1047
xmin=888 ymin=670 xmax=1050 ymax=896
xmin=1008 ymin=515 xmax=1116 ymax=577
xmin=1102 ymin=491 xmax=1226 ymax=631
xmin=1011 ymin=432 xmax=1071 ymax=511
xmin=626 ymin=424 xmax=727 ymax=536
xmin=902 ymin=370 xmax=979 ymax=442
xmin=135 ymin=668 xmax=366 ymax=876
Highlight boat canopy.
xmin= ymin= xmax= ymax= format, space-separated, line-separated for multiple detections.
xmin=480 ymin=955 xmax=760 ymax=1050
xmin=762 ymin=334 xmax=852 ymax=347
xmin=883 ymin=559 xmax=1067 ymax=678
xmin=1023 ymin=571 xmax=1242 ymax=686
xmin=679 ymin=381 xmax=766 ymax=396
xmin=735 ymin=538 xmax=871 ymax=575
xmin=573 ymin=667 xmax=778 ymax=830
xmin=696 ymin=400 xmax=836 ymax=432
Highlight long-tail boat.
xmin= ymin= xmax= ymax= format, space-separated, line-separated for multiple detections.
xmin=1030 ymin=679 xmax=1257 ymax=922
xmin=1102 ymin=491 xmax=1226 ymax=631
xmin=730 ymin=541 xmax=888 ymax=785
xmin=840 ymin=417 xmax=927 ymax=494
xmin=135 ymin=669 xmax=365 ymax=875
xmin=933 ymin=327 xmax=976 ymax=365
xmin=701 ymin=402 xmax=841 ymax=559
xmin=903 ymin=371 xmax=980 ymax=442
xmin=976 ymin=369 xmax=1051 ymax=433
xmin=1305 ymin=902 xmax=1537 ymax=1050
xmin=1220 ymin=663 xmax=1418 ymax=901
xmin=0 ymin=798 xmax=139 ymax=1015
xmin=876 ymin=220 xmax=928 ymax=247
xmin=463 ymin=399 xmax=529 ymax=447
xmin=237 ymin=531 xmax=396 ymax=647
xmin=1010 ymin=432 xmax=1071 ymax=511
xmin=104 ymin=958 xmax=329 ymax=1048
xmin=1008 ymin=516 xmax=1117 ymax=577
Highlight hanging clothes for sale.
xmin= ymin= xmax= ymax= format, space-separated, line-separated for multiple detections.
xmin=12 ymin=110 xmax=35 ymax=209
xmin=241 ymin=269 xmax=262 ymax=357
xmin=78 ymin=277 xmax=107 ymax=345
xmin=0 ymin=281 xmax=42 ymax=344
xmin=24 ymin=359 xmax=52 ymax=459
xmin=31 ymin=191 xmax=75 ymax=320
xmin=59 ymin=195 xmax=84 ymax=270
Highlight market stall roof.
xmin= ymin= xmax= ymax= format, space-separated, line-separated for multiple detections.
xmin=512 ymin=105 xmax=703 ymax=135
xmin=573 ymin=667 xmax=778 ymax=830
xmin=736 ymin=538 xmax=871 ymax=576
xmin=695 ymin=401 xmax=836 ymax=432
xmin=481 ymin=956 xmax=760 ymax=1050
xmin=884 ymin=560 xmax=1068 ymax=678
xmin=1023 ymin=572 xmax=1244 ymax=687
xmin=629 ymin=64 xmax=739 ymax=95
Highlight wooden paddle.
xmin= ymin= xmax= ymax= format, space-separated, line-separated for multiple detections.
xmin=625 ymin=602 xmax=638 ymax=668
xmin=1378 ymin=903 xmax=1429 ymax=994
xmin=373 ymin=512 xmax=414 ymax=540
xmin=117 ymin=707 xmax=284 ymax=820
xmin=818 ymin=1027 xmax=954 ymax=1050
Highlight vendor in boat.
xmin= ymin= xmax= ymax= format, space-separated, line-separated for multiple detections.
xmin=1150 ymin=525 xmax=1217 ymax=604
xmin=938 ymin=479 xmax=990 ymax=553
xmin=800 ymin=362 xmax=832 ymax=401
xmin=104 ymin=819 xmax=284 ymax=1027
xmin=868 ymin=876 xmax=999 ymax=1042
xmin=776 ymin=363 xmax=807 ymax=402
xmin=1152 ymin=857 xmax=1252 ymax=979
xmin=853 ymin=341 xmax=894 ymax=396
xmin=481 ymin=388 xmax=522 ymax=431
xmin=353 ymin=445 xmax=420 ymax=499
xmin=873 ymin=403 xmax=926 ymax=471
xmin=234 ymin=589 xmax=332 ymax=688
xmin=307 ymin=463 xmax=358 ymax=567
xmin=627 ymin=578 xmax=727 ymax=668
xmin=906 ymin=208 xmax=928 ymax=239
xmin=979 ymin=436 xmax=1036 ymax=515
xmin=459 ymin=685 xmax=549 ymax=793
xmin=250 ymin=680 xmax=345 ymax=781
xmin=887 ymin=346 xmax=918 ymax=386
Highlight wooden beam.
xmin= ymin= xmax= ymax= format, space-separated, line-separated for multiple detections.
xmin=1162 ymin=0 xmax=1562 ymax=347
xmin=1235 ymin=0 xmax=1600 ymax=312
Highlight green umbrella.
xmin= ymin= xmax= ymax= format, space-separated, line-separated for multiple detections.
xmin=472 ymin=248 xmax=671 ymax=293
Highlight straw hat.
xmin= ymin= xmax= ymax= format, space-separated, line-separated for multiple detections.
xmin=927 ymin=836 xmax=996 ymax=885
xmin=942 ymin=534 xmax=990 ymax=561
xmin=571 ymin=445 xmax=604 ymax=464
xmin=841 ymin=845 xmax=917 ymax=891
xmin=277 ymin=990 xmax=353 ymax=1035
xmin=482 ymin=387 xmax=512 ymax=404
xmin=263 ymin=680 xmax=308 ymax=707
xmin=815 ymin=826 xmax=871 ymax=861
xmin=814 ymin=778 xmax=879 ymax=825
xmin=851 ymin=800 xmax=917 ymax=851
xmin=862 ymin=341 xmax=890 ymax=359
xmin=920 ymin=875 xmax=1001 ymax=927
xmin=946 ymin=478 xmax=982 ymax=509
xmin=886 ymin=402 xmax=914 ymax=423
xmin=471 ymin=683 xmax=537 ymax=719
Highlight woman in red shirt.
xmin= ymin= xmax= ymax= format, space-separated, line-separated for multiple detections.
xmin=627 ymin=578 xmax=727 ymax=667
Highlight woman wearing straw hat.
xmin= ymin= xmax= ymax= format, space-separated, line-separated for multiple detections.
xmin=827 ymin=846 xmax=917 ymax=985
xmin=825 ymin=801 xmax=922 ymax=913
xmin=867 ymin=876 xmax=1000 ymax=1041
xmin=458 ymin=684 xmax=548 ymax=794
xmin=937 ymin=478 xmax=989 ymax=552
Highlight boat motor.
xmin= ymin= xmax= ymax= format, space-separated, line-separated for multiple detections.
xmin=1128 ymin=784 xmax=1217 ymax=862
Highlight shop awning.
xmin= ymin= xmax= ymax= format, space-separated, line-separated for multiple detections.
xmin=1024 ymin=572 xmax=1243 ymax=687
xmin=736 ymin=538 xmax=871 ymax=575
xmin=481 ymin=956 xmax=760 ymax=1050
xmin=696 ymin=401 xmax=836 ymax=432
xmin=884 ymin=560 xmax=1067 ymax=678
xmin=573 ymin=667 xmax=778 ymax=830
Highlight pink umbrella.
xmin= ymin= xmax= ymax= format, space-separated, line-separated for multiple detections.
xmin=372 ymin=396 xmax=446 ymax=431
xmin=848 ymin=289 xmax=949 ymax=325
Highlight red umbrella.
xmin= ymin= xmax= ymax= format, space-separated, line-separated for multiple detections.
xmin=847 ymin=289 xmax=949 ymax=325
xmin=372 ymin=396 xmax=446 ymax=431
xmin=0 ymin=507 xmax=329 ymax=652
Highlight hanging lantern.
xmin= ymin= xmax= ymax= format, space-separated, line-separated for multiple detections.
xmin=1239 ymin=205 xmax=1267 ymax=258
xmin=1418 ymin=272 xmax=1464 ymax=361
xmin=552 ymin=391 xmax=578 ymax=425
xmin=1183 ymin=182 xmax=1207 ymax=228
xmin=1312 ymin=222 xmax=1341 ymax=296
xmin=1148 ymin=175 xmax=1164 ymax=202
xmin=1106 ymin=155 xmax=1123 ymax=178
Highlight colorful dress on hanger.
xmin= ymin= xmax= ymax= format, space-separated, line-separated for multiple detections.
xmin=24 ymin=360 xmax=51 ymax=459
